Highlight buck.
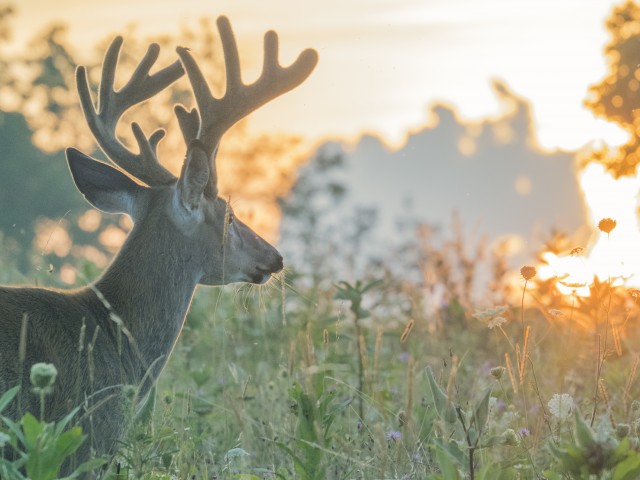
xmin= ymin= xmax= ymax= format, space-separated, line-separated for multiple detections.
xmin=0 ymin=16 xmax=317 ymax=470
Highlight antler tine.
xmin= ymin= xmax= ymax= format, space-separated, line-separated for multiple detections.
xmin=176 ymin=16 xmax=318 ymax=197
xmin=77 ymin=36 xmax=185 ymax=186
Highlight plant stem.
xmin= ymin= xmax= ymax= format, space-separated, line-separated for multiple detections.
xmin=456 ymin=405 xmax=475 ymax=480
xmin=521 ymin=279 xmax=528 ymax=339
xmin=39 ymin=390 xmax=45 ymax=421
xmin=354 ymin=316 xmax=365 ymax=422
xmin=591 ymin=237 xmax=613 ymax=427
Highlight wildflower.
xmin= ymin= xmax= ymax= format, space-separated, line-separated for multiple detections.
xmin=548 ymin=393 xmax=574 ymax=420
xmin=490 ymin=366 xmax=506 ymax=380
xmin=487 ymin=316 xmax=506 ymax=329
xmin=473 ymin=305 xmax=508 ymax=319
xmin=570 ymin=247 xmax=585 ymax=256
xmin=548 ymin=309 xmax=565 ymax=317
xmin=386 ymin=430 xmax=402 ymax=441
xmin=473 ymin=306 xmax=509 ymax=329
xmin=30 ymin=362 xmax=58 ymax=394
xmin=518 ymin=427 xmax=530 ymax=437
xmin=520 ymin=266 xmax=536 ymax=281
xmin=502 ymin=429 xmax=520 ymax=446
xmin=398 ymin=352 xmax=410 ymax=362
xmin=598 ymin=218 xmax=617 ymax=234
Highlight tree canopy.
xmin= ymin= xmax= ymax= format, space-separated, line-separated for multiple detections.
xmin=586 ymin=0 xmax=640 ymax=176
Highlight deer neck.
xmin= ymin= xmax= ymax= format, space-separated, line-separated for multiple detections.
xmin=90 ymin=221 xmax=201 ymax=379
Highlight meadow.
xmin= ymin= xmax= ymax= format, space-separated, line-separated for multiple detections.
xmin=2 ymin=1 xmax=640 ymax=477
xmin=2 ymin=177 xmax=640 ymax=480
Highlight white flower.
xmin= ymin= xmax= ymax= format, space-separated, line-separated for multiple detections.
xmin=548 ymin=393 xmax=574 ymax=420
xmin=487 ymin=316 xmax=507 ymax=329
xmin=473 ymin=306 xmax=509 ymax=329
xmin=473 ymin=306 xmax=508 ymax=320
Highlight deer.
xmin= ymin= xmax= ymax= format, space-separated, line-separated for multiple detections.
xmin=0 ymin=16 xmax=317 ymax=471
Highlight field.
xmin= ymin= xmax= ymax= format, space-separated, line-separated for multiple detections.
xmin=3 ymin=201 xmax=640 ymax=480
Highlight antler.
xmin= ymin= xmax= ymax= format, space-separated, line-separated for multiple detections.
xmin=176 ymin=16 xmax=318 ymax=197
xmin=76 ymin=37 xmax=185 ymax=186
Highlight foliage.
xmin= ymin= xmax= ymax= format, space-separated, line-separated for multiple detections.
xmin=0 ymin=366 xmax=105 ymax=479
xmin=6 ymin=121 xmax=640 ymax=479
xmin=585 ymin=0 xmax=640 ymax=176
xmin=546 ymin=411 xmax=640 ymax=479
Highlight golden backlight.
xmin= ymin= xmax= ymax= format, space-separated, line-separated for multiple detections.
xmin=539 ymin=162 xmax=640 ymax=296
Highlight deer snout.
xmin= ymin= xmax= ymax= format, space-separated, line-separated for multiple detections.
xmin=272 ymin=252 xmax=284 ymax=273
xmin=252 ymin=250 xmax=283 ymax=284
xmin=260 ymin=251 xmax=283 ymax=275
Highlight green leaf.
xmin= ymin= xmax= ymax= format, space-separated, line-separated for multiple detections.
xmin=471 ymin=386 xmax=493 ymax=439
xmin=0 ymin=459 xmax=27 ymax=480
xmin=360 ymin=279 xmax=384 ymax=294
xmin=425 ymin=366 xmax=457 ymax=424
xmin=287 ymin=383 xmax=324 ymax=479
xmin=133 ymin=386 xmax=156 ymax=427
xmin=54 ymin=427 xmax=86 ymax=459
xmin=574 ymin=410 xmax=596 ymax=450
xmin=0 ymin=416 xmax=25 ymax=448
xmin=613 ymin=448 xmax=640 ymax=480
xmin=273 ymin=440 xmax=315 ymax=480
xmin=548 ymin=443 xmax=586 ymax=475
xmin=432 ymin=438 xmax=464 ymax=477
xmin=334 ymin=279 xmax=382 ymax=319
xmin=0 ymin=386 xmax=19 ymax=414
xmin=53 ymin=406 xmax=81 ymax=437
xmin=20 ymin=413 xmax=43 ymax=449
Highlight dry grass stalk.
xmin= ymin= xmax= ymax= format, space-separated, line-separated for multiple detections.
xmin=505 ymin=352 xmax=518 ymax=394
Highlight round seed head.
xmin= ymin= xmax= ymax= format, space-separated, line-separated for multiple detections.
xmin=520 ymin=265 xmax=537 ymax=280
xmin=30 ymin=362 xmax=58 ymax=391
xmin=598 ymin=218 xmax=617 ymax=234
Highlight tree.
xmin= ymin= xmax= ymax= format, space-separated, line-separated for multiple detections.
xmin=586 ymin=1 xmax=640 ymax=176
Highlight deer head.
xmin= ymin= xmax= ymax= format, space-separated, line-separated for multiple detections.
xmin=67 ymin=16 xmax=318 ymax=286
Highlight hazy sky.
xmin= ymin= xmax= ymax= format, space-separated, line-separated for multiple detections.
xmin=9 ymin=0 xmax=625 ymax=151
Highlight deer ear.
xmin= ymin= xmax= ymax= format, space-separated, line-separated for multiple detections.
xmin=178 ymin=140 xmax=211 ymax=212
xmin=66 ymin=148 xmax=144 ymax=216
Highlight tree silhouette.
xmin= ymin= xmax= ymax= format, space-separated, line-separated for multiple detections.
xmin=586 ymin=0 xmax=640 ymax=176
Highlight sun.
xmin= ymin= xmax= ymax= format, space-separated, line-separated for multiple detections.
xmin=539 ymin=161 xmax=640 ymax=296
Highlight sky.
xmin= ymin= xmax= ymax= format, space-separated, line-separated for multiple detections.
xmin=7 ymin=0 xmax=627 ymax=152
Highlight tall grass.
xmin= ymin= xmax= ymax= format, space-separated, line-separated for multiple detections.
xmin=3 ymin=178 xmax=640 ymax=478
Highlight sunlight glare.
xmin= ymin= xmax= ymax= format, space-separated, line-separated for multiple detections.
xmin=581 ymin=163 xmax=640 ymax=286
xmin=540 ymin=162 xmax=640 ymax=296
